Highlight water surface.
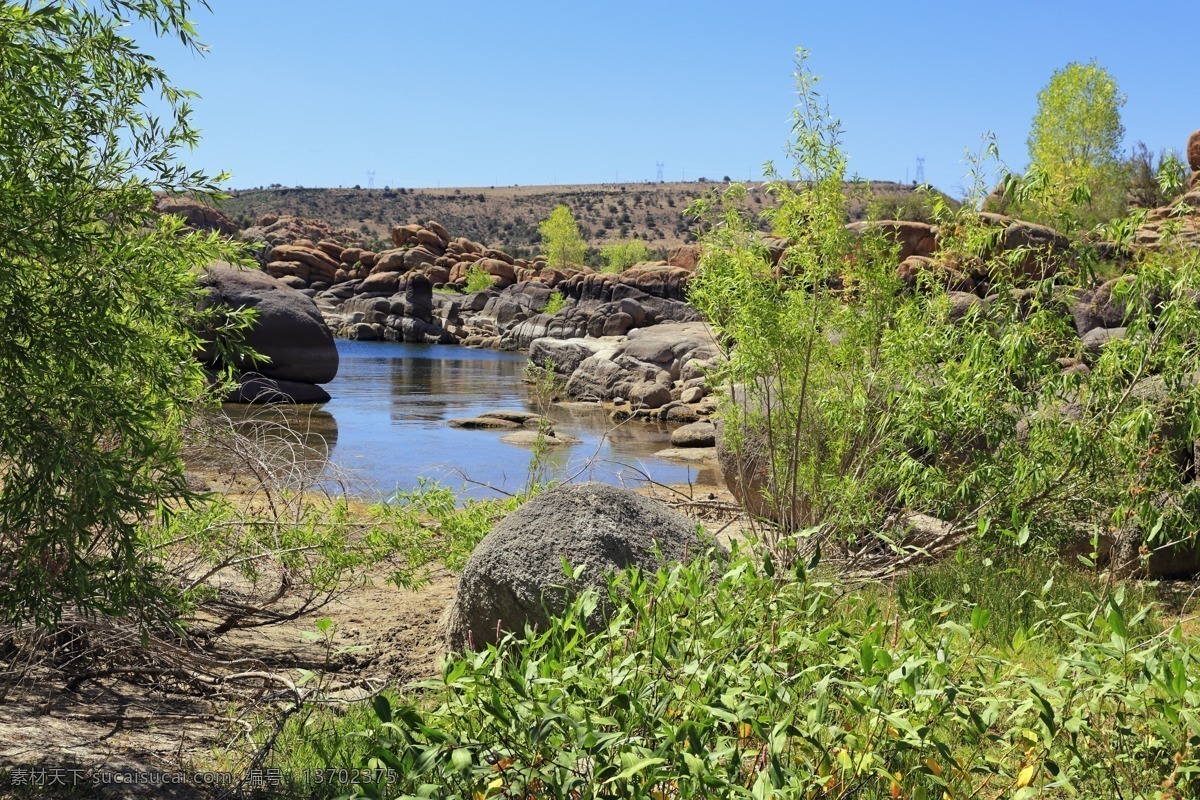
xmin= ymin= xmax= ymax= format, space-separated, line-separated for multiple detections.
xmin=229 ymin=340 xmax=720 ymax=499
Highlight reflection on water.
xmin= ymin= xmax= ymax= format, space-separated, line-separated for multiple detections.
xmin=224 ymin=339 xmax=721 ymax=499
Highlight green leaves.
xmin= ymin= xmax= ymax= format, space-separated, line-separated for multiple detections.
xmin=1020 ymin=60 xmax=1128 ymax=229
xmin=537 ymin=204 xmax=587 ymax=269
xmin=600 ymin=238 xmax=653 ymax=274
xmin=317 ymin=550 xmax=1200 ymax=799
xmin=0 ymin=0 xmax=256 ymax=628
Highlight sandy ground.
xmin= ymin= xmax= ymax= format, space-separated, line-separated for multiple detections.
xmin=0 ymin=565 xmax=458 ymax=799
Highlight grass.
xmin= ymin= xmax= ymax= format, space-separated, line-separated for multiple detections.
xmin=886 ymin=545 xmax=1160 ymax=650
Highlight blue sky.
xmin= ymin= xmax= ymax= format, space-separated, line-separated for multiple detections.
xmin=141 ymin=1 xmax=1196 ymax=197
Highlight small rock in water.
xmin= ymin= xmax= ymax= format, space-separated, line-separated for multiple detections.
xmin=480 ymin=410 xmax=541 ymax=424
xmin=671 ymin=421 xmax=717 ymax=448
xmin=448 ymin=417 xmax=520 ymax=430
xmin=553 ymin=400 xmax=602 ymax=410
xmin=499 ymin=430 xmax=582 ymax=447
xmin=655 ymin=447 xmax=718 ymax=463
xmin=665 ymin=404 xmax=699 ymax=424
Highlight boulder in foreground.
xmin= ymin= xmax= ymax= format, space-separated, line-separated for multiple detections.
xmin=445 ymin=482 xmax=709 ymax=651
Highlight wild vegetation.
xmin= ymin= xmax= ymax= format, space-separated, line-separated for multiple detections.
xmin=235 ymin=50 xmax=1200 ymax=800
xmin=1010 ymin=61 xmax=1129 ymax=227
xmin=275 ymin=549 xmax=1198 ymax=799
xmin=690 ymin=54 xmax=1200 ymax=578
xmin=601 ymin=238 xmax=655 ymax=273
xmin=0 ymin=0 xmax=256 ymax=630
xmin=0 ymin=0 xmax=1197 ymax=795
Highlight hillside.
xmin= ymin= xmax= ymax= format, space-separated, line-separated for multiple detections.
xmin=218 ymin=180 xmax=936 ymax=255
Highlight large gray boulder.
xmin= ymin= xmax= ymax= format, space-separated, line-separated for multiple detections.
xmin=445 ymin=482 xmax=710 ymax=651
xmin=199 ymin=263 xmax=339 ymax=391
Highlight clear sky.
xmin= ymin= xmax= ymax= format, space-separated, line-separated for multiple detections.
xmin=140 ymin=0 xmax=1197 ymax=197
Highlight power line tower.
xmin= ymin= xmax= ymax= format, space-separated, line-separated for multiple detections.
xmin=914 ymin=157 xmax=925 ymax=186
xmin=366 ymin=170 xmax=376 ymax=190
xmin=655 ymin=161 xmax=664 ymax=182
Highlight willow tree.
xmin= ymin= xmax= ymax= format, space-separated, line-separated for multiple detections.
xmin=537 ymin=204 xmax=587 ymax=268
xmin=1020 ymin=60 xmax=1127 ymax=227
xmin=0 ymin=0 xmax=249 ymax=629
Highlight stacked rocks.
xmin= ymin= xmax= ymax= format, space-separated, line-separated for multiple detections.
xmin=1133 ymin=130 xmax=1200 ymax=252
xmin=239 ymin=214 xmax=363 ymax=256
xmin=264 ymin=240 xmax=342 ymax=288
xmin=846 ymin=216 xmax=1072 ymax=293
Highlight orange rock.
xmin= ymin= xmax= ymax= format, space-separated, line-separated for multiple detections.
xmin=415 ymin=227 xmax=447 ymax=250
xmin=268 ymin=245 xmax=339 ymax=282
xmin=667 ymin=244 xmax=703 ymax=270
xmin=845 ymin=220 xmax=938 ymax=260
xmin=372 ymin=249 xmax=408 ymax=273
xmin=316 ymin=240 xmax=344 ymax=260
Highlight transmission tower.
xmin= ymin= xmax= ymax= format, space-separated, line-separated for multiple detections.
xmin=914 ymin=157 xmax=925 ymax=186
xmin=655 ymin=161 xmax=664 ymax=182
xmin=366 ymin=170 xmax=376 ymax=189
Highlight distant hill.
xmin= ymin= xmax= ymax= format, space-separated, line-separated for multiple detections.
xmin=218 ymin=180 xmax=939 ymax=256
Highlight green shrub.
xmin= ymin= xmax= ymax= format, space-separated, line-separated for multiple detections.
xmin=464 ymin=264 xmax=494 ymax=293
xmin=867 ymin=191 xmax=938 ymax=223
xmin=1008 ymin=60 xmax=1129 ymax=230
xmin=1126 ymin=141 xmax=1190 ymax=210
xmin=147 ymin=479 xmax=521 ymax=637
xmin=601 ymin=238 xmax=653 ymax=273
xmin=544 ymin=290 xmax=567 ymax=315
xmin=328 ymin=548 xmax=1198 ymax=799
xmin=538 ymin=204 xmax=587 ymax=269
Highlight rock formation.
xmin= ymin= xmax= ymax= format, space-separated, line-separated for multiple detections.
xmin=155 ymin=195 xmax=238 ymax=236
xmin=1132 ymin=130 xmax=1200 ymax=251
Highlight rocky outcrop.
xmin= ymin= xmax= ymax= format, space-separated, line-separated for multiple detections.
xmin=155 ymin=196 xmax=238 ymax=236
xmin=239 ymin=214 xmax=363 ymax=264
xmin=848 ymin=215 xmax=1073 ymax=290
xmin=540 ymin=322 xmax=720 ymax=411
xmin=556 ymin=263 xmax=694 ymax=303
xmin=322 ymin=274 xmax=456 ymax=344
xmin=1134 ymin=189 xmax=1200 ymax=252
xmin=975 ymin=213 xmax=1072 ymax=280
xmin=198 ymin=263 xmax=338 ymax=402
xmin=445 ymin=482 xmax=711 ymax=651
xmin=846 ymin=220 xmax=938 ymax=261
xmin=1131 ymin=130 xmax=1200 ymax=250
xmin=279 ymin=219 xmax=704 ymax=342
xmin=667 ymin=244 xmax=703 ymax=269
